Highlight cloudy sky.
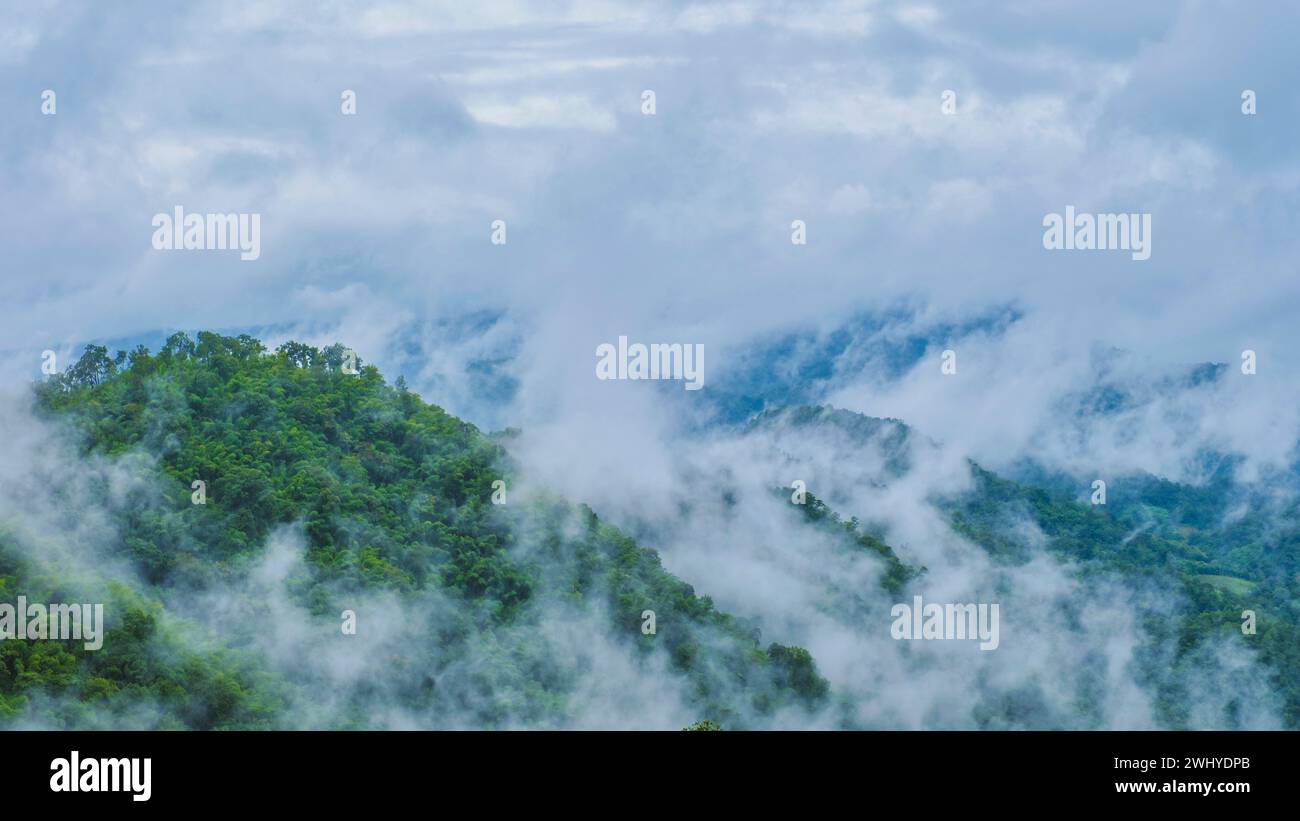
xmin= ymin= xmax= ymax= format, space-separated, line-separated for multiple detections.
xmin=3 ymin=0 xmax=1298 ymax=484
xmin=3 ymin=0 xmax=1298 ymax=730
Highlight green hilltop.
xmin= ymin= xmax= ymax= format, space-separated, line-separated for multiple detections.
xmin=2 ymin=332 xmax=830 ymax=728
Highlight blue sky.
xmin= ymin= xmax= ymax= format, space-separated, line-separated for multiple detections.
xmin=3 ymin=0 xmax=1298 ymax=484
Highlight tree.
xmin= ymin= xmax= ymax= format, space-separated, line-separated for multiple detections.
xmin=64 ymin=344 xmax=115 ymax=387
xmin=682 ymin=720 xmax=723 ymax=731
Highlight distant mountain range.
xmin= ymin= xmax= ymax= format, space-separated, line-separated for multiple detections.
xmin=0 ymin=332 xmax=1293 ymax=729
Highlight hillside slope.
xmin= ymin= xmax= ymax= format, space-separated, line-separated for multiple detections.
xmin=2 ymin=333 xmax=830 ymax=728
xmin=3 ymin=336 xmax=1292 ymax=729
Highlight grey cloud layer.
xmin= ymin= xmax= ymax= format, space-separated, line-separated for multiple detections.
xmin=7 ymin=1 xmax=1295 ymax=481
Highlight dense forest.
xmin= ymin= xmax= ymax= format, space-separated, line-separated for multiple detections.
xmin=0 ymin=333 xmax=1293 ymax=728
xmin=1 ymin=333 xmax=830 ymax=728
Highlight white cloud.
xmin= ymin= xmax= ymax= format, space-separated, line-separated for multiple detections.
xmin=464 ymin=94 xmax=617 ymax=130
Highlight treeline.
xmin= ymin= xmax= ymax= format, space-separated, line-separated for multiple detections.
xmin=4 ymin=333 xmax=831 ymax=728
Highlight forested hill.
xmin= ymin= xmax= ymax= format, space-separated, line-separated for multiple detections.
xmin=733 ymin=403 xmax=1300 ymax=728
xmin=3 ymin=333 xmax=1294 ymax=729
xmin=2 ymin=332 xmax=829 ymax=728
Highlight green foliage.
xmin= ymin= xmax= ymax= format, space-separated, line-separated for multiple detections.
xmin=0 ymin=545 xmax=283 ymax=729
xmin=947 ymin=462 xmax=1300 ymax=728
xmin=17 ymin=339 xmax=1296 ymax=729
xmin=9 ymin=333 xmax=827 ymax=728
xmin=786 ymin=489 xmax=924 ymax=594
xmin=682 ymin=719 xmax=723 ymax=731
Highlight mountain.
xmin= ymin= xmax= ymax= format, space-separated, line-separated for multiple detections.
xmin=1 ymin=333 xmax=1294 ymax=729
xmin=702 ymin=305 xmax=1023 ymax=425
xmin=2 ymin=333 xmax=827 ymax=728
xmin=776 ymin=401 xmax=1300 ymax=726
xmin=666 ymin=401 xmax=1297 ymax=728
